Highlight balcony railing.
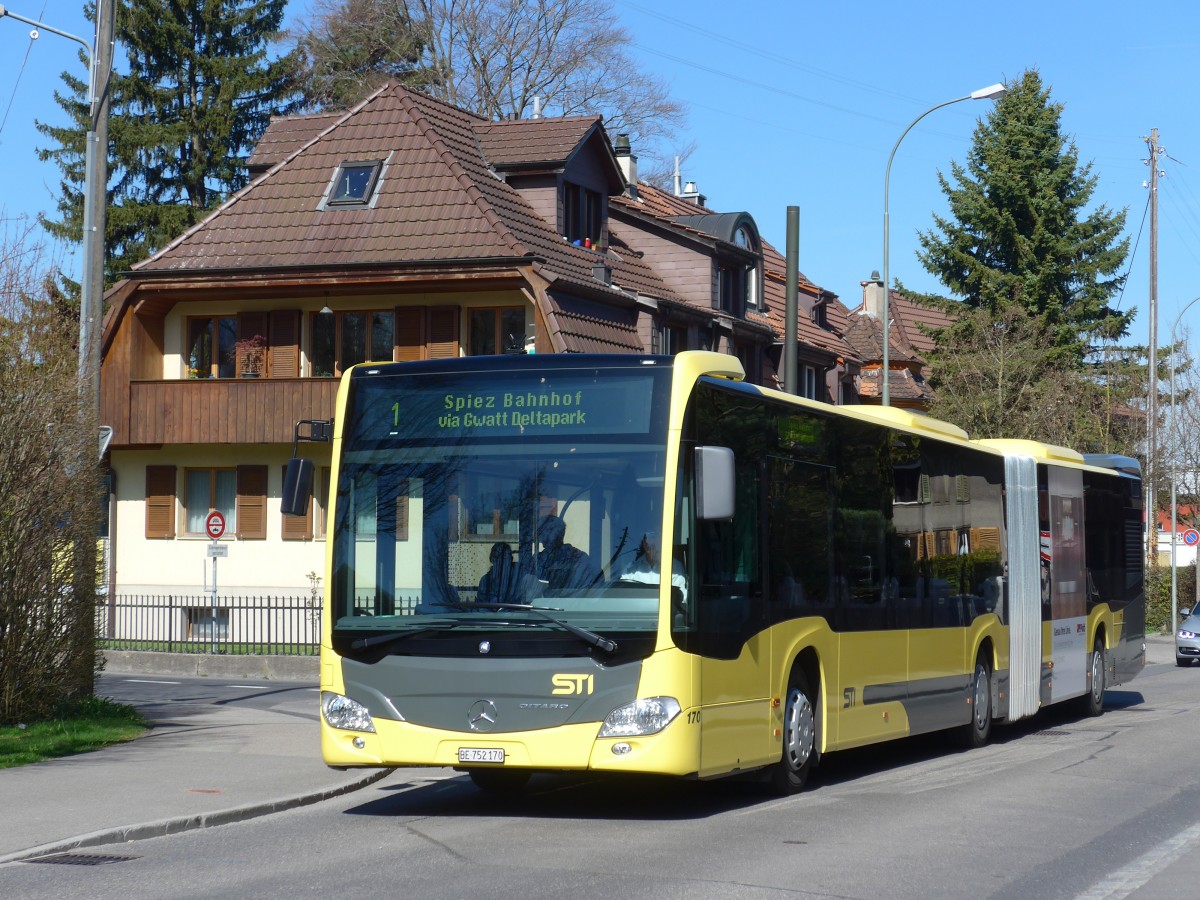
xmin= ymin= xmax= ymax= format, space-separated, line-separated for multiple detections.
xmin=116 ymin=377 xmax=339 ymax=445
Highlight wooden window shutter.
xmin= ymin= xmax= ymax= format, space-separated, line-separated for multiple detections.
xmin=236 ymin=465 xmax=268 ymax=539
xmin=395 ymin=307 xmax=426 ymax=362
xmin=396 ymin=486 xmax=409 ymax=541
xmin=268 ymin=310 xmax=301 ymax=378
xmin=428 ymin=307 xmax=460 ymax=359
xmin=281 ymin=465 xmax=313 ymax=540
xmin=145 ymin=465 xmax=176 ymax=539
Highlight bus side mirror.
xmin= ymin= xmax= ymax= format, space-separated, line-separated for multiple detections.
xmin=695 ymin=446 xmax=735 ymax=521
xmin=281 ymin=457 xmax=314 ymax=517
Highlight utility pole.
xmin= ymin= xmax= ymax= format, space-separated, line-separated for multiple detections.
xmin=81 ymin=0 xmax=115 ymax=418
xmin=1145 ymin=129 xmax=1163 ymax=566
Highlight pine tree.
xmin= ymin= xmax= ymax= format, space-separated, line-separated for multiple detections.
xmin=36 ymin=1 xmax=302 ymax=286
xmin=916 ymin=69 xmax=1131 ymax=365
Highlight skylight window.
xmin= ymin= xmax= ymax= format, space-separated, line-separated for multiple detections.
xmin=327 ymin=162 xmax=382 ymax=207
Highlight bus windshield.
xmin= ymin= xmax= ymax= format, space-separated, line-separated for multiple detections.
xmin=329 ymin=359 xmax=674 ymax=653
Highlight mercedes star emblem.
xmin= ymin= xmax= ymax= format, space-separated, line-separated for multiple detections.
xmin=468 ymin=699 xmax=499 ymax=732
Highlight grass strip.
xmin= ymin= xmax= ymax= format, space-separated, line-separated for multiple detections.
xmin=0 ymin=696 xmax=147 ymax=769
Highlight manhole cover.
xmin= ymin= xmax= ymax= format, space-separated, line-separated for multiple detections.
xmin=24 ymin=852 xmax=138 ymax=866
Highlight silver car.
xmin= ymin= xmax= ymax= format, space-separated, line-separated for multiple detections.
xmin=1176 ymin=608 xmax=1200 ymax=666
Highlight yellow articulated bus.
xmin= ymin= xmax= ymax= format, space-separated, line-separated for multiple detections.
xmin=282 ymin=351 xmax=1144 ymax=793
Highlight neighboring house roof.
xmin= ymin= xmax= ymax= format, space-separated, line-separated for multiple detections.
xmin=474 ymin=115 xmax=606 ymax=171
xmin=887 ymin=291 xmax=957 ymax=357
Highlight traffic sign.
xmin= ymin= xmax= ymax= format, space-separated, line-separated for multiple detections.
xmin=1183 ymin=528 xmax=1200 ymax=548
xmin=206 ymin=543 xmax=228 ymax=557
xmin=205 ymin=511 xmax=226 ymax=540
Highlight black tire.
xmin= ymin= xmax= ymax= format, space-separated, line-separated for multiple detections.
xmin=957 ymin=654 xmax=992 ymax=749
xmin=468 ymin=768 xmax=531 ymax=793
xmin=769 ymin=669 xmax=817 ymax=795
xmin=1076 ymin=637 xmax=1106 ymax=717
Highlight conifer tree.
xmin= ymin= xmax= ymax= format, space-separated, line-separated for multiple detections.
xmin=36 ymin=1 xmax=302 ymax=285
xmin=916 ymin=69 xmax=1131 ymax=365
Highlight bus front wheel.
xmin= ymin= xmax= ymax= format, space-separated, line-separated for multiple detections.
xmin=769 ymin=670 xmax=816 ymax=795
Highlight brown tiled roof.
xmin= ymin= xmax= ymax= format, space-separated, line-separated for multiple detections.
xmin=474 ymin=116 xmax=603 ymax=169
xmin=856 ymin=366 xmax=934 ymax=404
xmin=841 ymin=310 xmax=922 ymax=365
xmin=543 ymin=293 xmax=643 ymax=354
xmin=888 ymin=291 xmax=957 ymax=356
xmin=135 ymin=83 xmax=679 ymax=308
xmin=247 ymin=111 xmax=342 ymax=172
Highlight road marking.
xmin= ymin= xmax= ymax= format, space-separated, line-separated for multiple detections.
xmin=1075 ymin=821 xmax=1200 ymax=899
xmin=123 ymin=679 xmax=181 ymax=685
xmin=228 ymin=685 xmax=269 ymax=690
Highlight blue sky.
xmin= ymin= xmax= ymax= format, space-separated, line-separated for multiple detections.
xmin=2 ymin=0 xmax=1198 ymax=362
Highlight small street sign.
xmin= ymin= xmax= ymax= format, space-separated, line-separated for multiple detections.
xmin=1183 ymin=528 xmax=1200 ymax=548
xmin=206 ymin=544 xmax=229 ymax=558
xmin=205 ymin=511 xmax=226 ymax=540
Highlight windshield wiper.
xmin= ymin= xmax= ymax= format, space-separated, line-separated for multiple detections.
xmin=349 ymin=621 xmax=463 ymax=651
xmin=470 ymin=603 xmax=618 ymax=654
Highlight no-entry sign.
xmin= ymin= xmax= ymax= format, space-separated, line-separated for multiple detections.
xmin=205 ymin=510 xmax=226 ymax=540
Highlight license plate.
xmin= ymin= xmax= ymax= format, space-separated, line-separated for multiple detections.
xmin=458 ymin=747 xmax=505 ymax=764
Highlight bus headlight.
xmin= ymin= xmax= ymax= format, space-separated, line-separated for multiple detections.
xmin=598 ymin=697 xmax=681 ymax=737
xmin=322 ymin=692 xmax=376 ymax=733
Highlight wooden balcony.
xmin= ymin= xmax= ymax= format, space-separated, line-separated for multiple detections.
xmin=116 ymin=378 xmax=340 ymax=446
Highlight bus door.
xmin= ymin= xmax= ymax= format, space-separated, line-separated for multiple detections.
xmin=694 ymin=456 xmax=773 ymax=776
xmin=1043 ymin=466 xmax=1087 ymax=702
xmin=830 ymin=426 xmax=909 ymax=747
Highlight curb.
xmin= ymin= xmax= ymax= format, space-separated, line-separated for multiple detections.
xmin=0 ymin=767 xmax=392 ymax=866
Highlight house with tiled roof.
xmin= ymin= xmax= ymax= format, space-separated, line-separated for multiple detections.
xmin=841 ymin=274 xmax=961 ymax=409
xmin=97 ymin=80 xmax=847 ymax=599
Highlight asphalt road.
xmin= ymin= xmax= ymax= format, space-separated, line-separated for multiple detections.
xmin=4 ymin=657 xmax=1199 ymax=899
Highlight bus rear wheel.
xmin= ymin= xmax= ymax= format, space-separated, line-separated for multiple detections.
xmin=1076 ymin=637 xmax=1106 ymax=717
xmin=957 ymin=654 xmax=992 ymax=749
xmin=769 ymin=670 xmax=816 ymax=795
xmin=468 ymin=768 xmax=531 ymax=793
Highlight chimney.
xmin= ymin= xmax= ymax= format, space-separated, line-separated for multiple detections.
xmin=614 ymin=134 xmax=638 ymax=199
xmin=673 ymin=157 xmax=682 ymax=196
xmin=861 ymin=270 xmax=885 ymax=319
xmin=680 ymin=180 xmax=706 ymax=207
xmin=532 ymin=96 xmax=542 ymax=119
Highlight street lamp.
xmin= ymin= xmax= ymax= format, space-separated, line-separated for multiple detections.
xmin=1169 ymin=295 xmax=1200 ymax=631
xmin=881 ymin=82 xmax=1007 ymax=405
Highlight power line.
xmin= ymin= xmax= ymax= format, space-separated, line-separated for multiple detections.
xmin=0 ymin=2 xmax=50 ymax=140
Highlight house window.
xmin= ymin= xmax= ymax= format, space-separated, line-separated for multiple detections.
xmin=184 ymin=468 xmax=237 ymax=535
xmin=312 ymin=310 xmax=395 ymax=377
xmin=661 ymin=324 xmax=686 ymax=356
xmin=186 ymin=607 xmax=229 ymax=639
xmin=187 ymin=316 xmax=238 ymax=378
xmin=563 ymin=181 xmax=602 ymax=245
xmin=802 ymin=365 xmax=820 ymax=400
xmin=327 ymin=161 xmax=382 ymax=207
xmin=316 ymin=466 xmax=332 ymax=539
xmin=718 ymin=263 xmax=747 ymax=316
xmin=469 ymin=307 xmax=525 ymax=356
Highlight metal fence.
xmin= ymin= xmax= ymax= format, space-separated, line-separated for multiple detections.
xmin=96 ymin=594 xmax=322 ymax=656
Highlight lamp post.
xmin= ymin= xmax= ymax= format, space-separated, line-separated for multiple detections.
xmin=0 ymin=4 xmax=111 ymax=419
xmin=882 ymin=82 xmax=1007 ymax=405
xmin=1169 ymin=295 xmax=1200 ymax=631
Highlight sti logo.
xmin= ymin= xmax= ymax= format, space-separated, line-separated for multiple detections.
xmin=552 ymin=674 xmax=594 ymax=696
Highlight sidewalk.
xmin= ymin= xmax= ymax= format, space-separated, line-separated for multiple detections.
xmin=0 ymin=668 xmax=389 ymax=866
